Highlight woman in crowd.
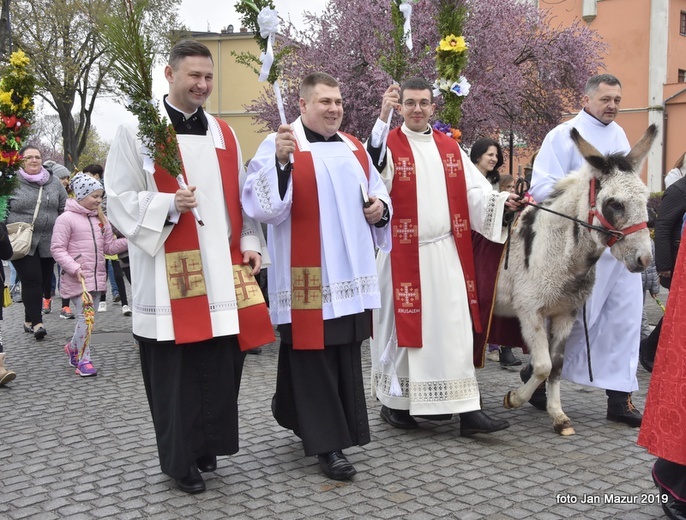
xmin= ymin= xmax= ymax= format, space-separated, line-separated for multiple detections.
xmin=7 ymin=145 xmax=67 ymax=340
xmin=469 ymin=139 xmax=521 ymax=368
xmin=638 ymin=221 xmax=686 ymax=520
xmin=43 ymin=159 xmax=75 ymax=319
xmin=470 ymin=138 xmax=502 ymax=190
xmin=0 ymin=222 xmax=15 ymax=384
xmin=665 ymin=151 xmax=686 ymax=189
xmin=640 ymin=174 xmax=686 ymax=371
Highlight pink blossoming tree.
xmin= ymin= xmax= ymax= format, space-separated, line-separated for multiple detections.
xmin=245 ymin=0 xmax=606 ymax=155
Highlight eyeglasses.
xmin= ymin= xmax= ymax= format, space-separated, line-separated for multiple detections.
xmin=23 ymin=155 xmax=42 ymax=160
xmin=403 ymin=100 xmax=432 ymax=110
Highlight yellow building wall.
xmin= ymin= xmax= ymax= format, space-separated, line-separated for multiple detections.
xmin=195 ymin=32 xmax=272 ymax=161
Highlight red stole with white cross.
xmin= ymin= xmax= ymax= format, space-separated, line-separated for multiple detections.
xmin=153 ymin=119 xmax=274 ymax=349
xmin=387 ymin=127 xmax=482 ymax=348
xmin=290 ymin=132 xmax=370 ymax=350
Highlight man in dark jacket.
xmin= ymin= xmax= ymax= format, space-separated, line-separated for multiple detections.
xmin=640 ymin=175 xmax=686 ymax=371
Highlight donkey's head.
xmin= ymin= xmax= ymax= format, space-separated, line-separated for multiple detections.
xmin=570 ymin=124 xmax=656 ymax=272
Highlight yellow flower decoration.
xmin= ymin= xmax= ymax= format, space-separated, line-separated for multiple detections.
xmin=9 ymin=50 xmax=29 ymax=68
xmin=0 ymin=48 xmax=36 ymax=210
xmin=437 ymin=34 xmax=467 ymax=53
xmin=0 ymin=90 xmax=12 ymax=107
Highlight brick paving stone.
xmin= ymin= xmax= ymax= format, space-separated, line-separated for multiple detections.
xmin=10 ymin=510 xmax=59 ymax=520
xmin=0 ymin=281 xmax=669 ymax=519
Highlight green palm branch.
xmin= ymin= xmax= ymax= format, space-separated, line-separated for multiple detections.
xmin=101 ymin=0 xmax=182 ymax=178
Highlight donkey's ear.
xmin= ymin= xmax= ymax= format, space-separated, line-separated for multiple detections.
xmin=584 ymin=155 xmax=608 ymax=174
xmin=570 ymin=128 xmax=602 ymax=160
xmin=626 ymin=124 xmax=658 ymax=173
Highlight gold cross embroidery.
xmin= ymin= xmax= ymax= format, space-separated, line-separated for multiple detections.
xmin=166 ymin=250 xmax=207 ymax=299
xmin=233 ymin=265 xmax=265 ymax=309
xmin=393 ymin=219 xmax=417 ymax=245
xmin=396 ymin=157 xmax=415 ymax=181
xmin=453 ymin=214 xmax=469 ymax=237
xmin=444 ymin=153 xmax=462 ymax=177
xmin=291 ymin=267 xmax=322 ymax=310
xmin=395 ymin=282 xmax=419 ymax=308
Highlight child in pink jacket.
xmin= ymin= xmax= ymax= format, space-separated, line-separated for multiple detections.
xmin=51 ymin=173 xmax=128 ymax=376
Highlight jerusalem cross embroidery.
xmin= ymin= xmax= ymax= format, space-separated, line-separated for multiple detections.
xmin=165 ymin=250 xmax=207 ymax=299
xmin=233 ymin=264 xmax=265 ymax=309
xmin=443 ymin=153 xmax=462 ymax=177
xmin=393 ymin=219 xmax=417 ymax=245
xmin=453 ymin=214 xmax=469 ymax=237
xmin=395 ymin=157 xmax=415 ymax=181
xmin=466 ymin=279 xmax=476 ymax=294
xmin=291 ymin=267 xmax=323 ymax=310
xmin=395 ymin=282 xmax=419 ymax=308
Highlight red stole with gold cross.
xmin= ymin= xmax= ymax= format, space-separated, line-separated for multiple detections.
xmin=290 ymin=132 xmax=370 ymax=350
xmin=153 ymin=119 xmax=274 ymax=349
xmin=387 ymin=127 xmax=482 ymax=348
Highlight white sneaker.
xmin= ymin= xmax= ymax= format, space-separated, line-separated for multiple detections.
xmin=485 ymin=350 xmax=500 ymax=362
xmin=98 ymin=302 xmax=107 ymax=312
xmin=122 ymin=304 xmax=132 ymax=316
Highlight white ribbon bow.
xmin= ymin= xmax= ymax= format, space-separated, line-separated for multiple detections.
xmin=257 ymin=7 xmax=279 ymax=81
xmin=399 ymin=0 xmax=413 ymax=50
xmin=256 ymin=6 xmax=290 ymax=161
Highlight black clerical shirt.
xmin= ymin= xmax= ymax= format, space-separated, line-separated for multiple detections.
xmin=164 ymin=96 xmax=208 ymax=136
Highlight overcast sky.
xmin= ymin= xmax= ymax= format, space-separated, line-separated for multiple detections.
xmin=92 ymin=0 xmax=327 ymax=143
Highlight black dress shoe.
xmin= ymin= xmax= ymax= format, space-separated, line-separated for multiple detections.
xmin=175 ymin=465 xmax=206 ymax=494
xmin=380 ymin=405 xmax=418 ymax=429
xmin=639 ymin=345 xmax=654 ymax=373
xmin=414 ymin=413 xmax=453 ymax=421
xmin=499 ymin=347 xmax=522 ymax=368
xmin=317 ymin=451 xmax=357 ymax=481
xmin=196 ymin=455 xmax=217 ymax=472
xmin=607 ymin=392 xmax=642 ymax=427
xmin=33 ymin=326 xmax=47 ymax=340
xmin=520 ymin=364 xmax=547 ymax=411
xmin=654 ymin=472 xmax=686 ymax=519
xmin=663 ymin=495 xmax=686 ymax=520
xmin=23 ymin=323 xmax=33 ymax=333
xmin=460 ymin=410 xmax=510 ymax=437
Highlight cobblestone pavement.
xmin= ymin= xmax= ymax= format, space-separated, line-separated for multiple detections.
xmin=0 ymin=286 xmax=668 ymax=519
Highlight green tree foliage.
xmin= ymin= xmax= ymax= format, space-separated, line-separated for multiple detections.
xmin=30 ymin=112 xmax=109 ymax=169
xmin=77 ymin=126 xmax=109 ymax=169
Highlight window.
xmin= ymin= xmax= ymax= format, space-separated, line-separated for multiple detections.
xmin=679 ymin=69 xmax=686 ymax=83
xmin=681 ymin=11 xmax=686 ymax=35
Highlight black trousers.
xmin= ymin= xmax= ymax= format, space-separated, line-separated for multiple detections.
xmin=138 ymin=335 xmax=246 ymax=479
xmin=99 ymin=259 xmax=128 ymax=305
xmin=654 ymin=458 xmax=686 ymax=502
xmin=641 ymin=316 xmax=663 ymax=362
xmin=272 ymin=339 xmax=370 ymax=456
xmin=12 ymin=254 xmax=54 ymax=326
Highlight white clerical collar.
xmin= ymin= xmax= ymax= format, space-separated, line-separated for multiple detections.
xmin=580 ymin=108 xmax=612 ymax=127
xmin=401 ymin=123 xmax=433 ymax=141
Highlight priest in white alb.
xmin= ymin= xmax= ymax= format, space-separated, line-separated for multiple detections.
xmin=366 ymin=78 xmax=522 ymax=436
xmin=105 ymin=40 xmax=273 ymax=494
xmin=529 ymin=74 xmax=644 ymax=428
xmin=242 ymin=72 xmax=391 ymax=481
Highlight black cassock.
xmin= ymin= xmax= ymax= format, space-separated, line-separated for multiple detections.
xmin=136 ymin=102 xmax=248 ymax=479
xmin=272 ymin=311 xmax=371 ymax=456
xmin=138 ymin=336 xmax=246 ymax=478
